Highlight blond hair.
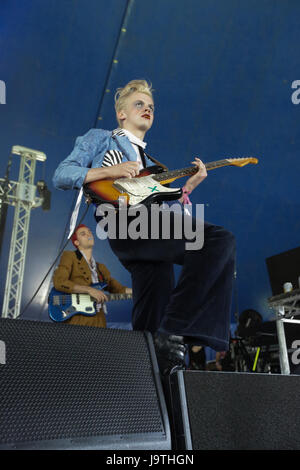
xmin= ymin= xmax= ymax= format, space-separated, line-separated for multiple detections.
xmin=114 ymin=79 xmax=154 ymax=126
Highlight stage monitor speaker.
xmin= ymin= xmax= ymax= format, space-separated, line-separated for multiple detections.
xmin=169 ymin=370 xmax=300 ymax=450
xmin=266 ymin=246 xmax=300 ymax=296
xmin=0 ymin=318 xmax=171 ymax=450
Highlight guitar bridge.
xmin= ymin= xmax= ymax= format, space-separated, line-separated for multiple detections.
xmin=113 ymin=176 xmax=181 ymax=206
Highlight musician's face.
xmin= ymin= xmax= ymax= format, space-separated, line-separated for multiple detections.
xmin=75 ymin=227 xmax=94 ymax=249
xmin=118 ymin=92 xmax=154 ymax=133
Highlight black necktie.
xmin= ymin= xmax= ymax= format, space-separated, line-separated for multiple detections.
xmin=137 ymin=146 xmax=147 ymax=168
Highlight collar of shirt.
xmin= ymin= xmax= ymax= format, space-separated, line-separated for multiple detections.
xmin=116 ymin=128 xmax=147 ymax=150
xmin=79 ymin=250 xmax=99 ymax=283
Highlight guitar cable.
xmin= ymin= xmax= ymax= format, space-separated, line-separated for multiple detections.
xmin=19 ymin=201 xmax=91 ymax=319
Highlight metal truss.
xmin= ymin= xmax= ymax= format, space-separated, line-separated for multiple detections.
xmin=268 ymin=289 xmax=300 ymax=318
xmin=1 ymin=146 xmax=46 ymax=319
xmin=268 ymin=288 xmax=300 ymax=375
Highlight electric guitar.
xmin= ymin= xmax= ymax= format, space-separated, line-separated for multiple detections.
xmin=83 ymin=157 xmax=258 ymax=208
xmin=48 ymin=282 xmax=132 ymax=322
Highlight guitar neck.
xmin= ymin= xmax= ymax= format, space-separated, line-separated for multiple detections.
xmin=53 ymin=292 xmax=132 ymax=303
xmin=106 ymin=293 xmax=132 ymax=302
xmin=153 ymin=159 xmax=243 ymax=182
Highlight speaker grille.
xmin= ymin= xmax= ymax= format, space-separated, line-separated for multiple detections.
xmin=0 ymin=319 xmax=167 ymax=448
xmin=183 ymin=371 xmax=300 ymax=450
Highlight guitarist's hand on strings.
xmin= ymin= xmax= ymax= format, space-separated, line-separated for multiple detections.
xmin=84 ymin=161 xmax=140 ymax=183
xmin=87 ymin=286 xmax=108 ymax=303
xmin=110 ymin=161 xmax=140 ymax=179
xmin=180 ymin=158 xmax=207 ymax=203
xmin=186 ymin=157 xmax=207 ymax=190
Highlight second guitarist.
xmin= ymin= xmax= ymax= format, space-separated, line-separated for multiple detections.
xmin=52 ymin=224 xmax=132 ymax=327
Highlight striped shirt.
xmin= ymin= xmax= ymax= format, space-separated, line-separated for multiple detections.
xmin=101 ymin=128 xmax=147 ymax=170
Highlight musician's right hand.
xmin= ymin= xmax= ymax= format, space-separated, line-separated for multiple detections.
xmin=106 ymin=161 xmax=140 ymax=179
xmin=84 ymin=161 xmax=140 ymax=184
xmin=87 ymin=287 xmax=108 ymax=303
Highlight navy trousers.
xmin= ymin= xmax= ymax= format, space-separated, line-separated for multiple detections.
xmin=98 ymin=209 xmax=236 ymax=351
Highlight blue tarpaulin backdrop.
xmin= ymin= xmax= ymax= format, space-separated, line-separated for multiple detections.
xmin=0 ymin=0 xmax=299 ymax=329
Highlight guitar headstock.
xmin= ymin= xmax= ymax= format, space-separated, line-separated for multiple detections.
xmin=226 ymin=157 xmax=259 ymax=167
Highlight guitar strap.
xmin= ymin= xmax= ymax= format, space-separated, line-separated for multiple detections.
xmin=96 ymin=264 xmax=105 ymax=283
xmin=144 ymin=151 xmax=168 ymax=171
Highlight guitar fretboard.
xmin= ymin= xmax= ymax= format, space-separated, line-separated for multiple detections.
xmin=153 ymin=159 xmax=233 ymax=182
xmin=107 ymin=293 xmax=132 ymax=301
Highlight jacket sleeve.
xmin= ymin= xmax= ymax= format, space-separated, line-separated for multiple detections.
xmin=97 ymin=263 xmax=127 ymax=293
xmin=52 ymin=251 xmax=76 ymax=293
xmin=52 ymin=128 xmax=110 ymax=190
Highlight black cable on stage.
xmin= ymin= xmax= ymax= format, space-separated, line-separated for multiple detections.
xmin=36 ymin=191 xmax=80 ymax=320
xmin=19 ymin=201 xmax=90 ymax=318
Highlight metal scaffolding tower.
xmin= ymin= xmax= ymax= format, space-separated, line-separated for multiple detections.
xmin=1 ymin=145 xmax=47 ymax=319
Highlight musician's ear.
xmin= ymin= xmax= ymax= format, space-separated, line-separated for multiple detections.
xmin=74 ymin=239 xmax=79 ymax=247
xmin=117 ymin=109 xmax=127 ymax=123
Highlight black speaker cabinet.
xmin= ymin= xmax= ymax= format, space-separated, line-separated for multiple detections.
xmin=266 ymin=246 xmax=300 ymax=295
xmin=169 ymin=370 xmax=300 ymax=450
xmin=0 ymin=318 xmax=171 ymax=450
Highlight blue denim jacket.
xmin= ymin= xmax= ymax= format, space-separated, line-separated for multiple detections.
xmin=52 ymin=128 xmax=154 ymax=190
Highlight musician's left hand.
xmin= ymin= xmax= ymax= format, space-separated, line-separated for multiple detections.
xmin=184 ymin=157 xmax=207 ymax=192
xmin=87 ymin=286 xmax=108 ymax=303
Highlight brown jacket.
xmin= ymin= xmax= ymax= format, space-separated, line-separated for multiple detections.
xmin=52 ymin=249 xmax=127 ymax=327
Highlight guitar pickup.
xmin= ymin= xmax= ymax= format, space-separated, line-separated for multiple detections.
xmin=85 ymin=307 xmax=94 ymax=312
